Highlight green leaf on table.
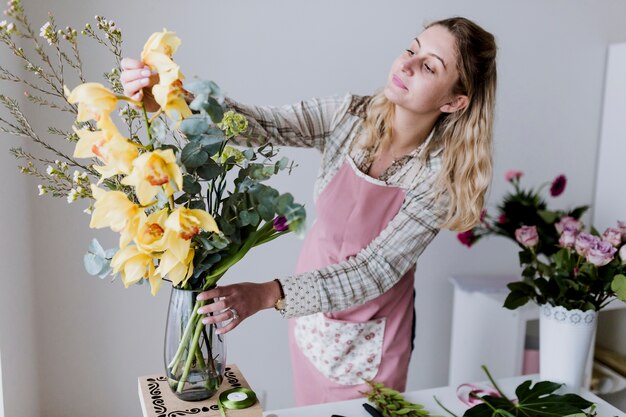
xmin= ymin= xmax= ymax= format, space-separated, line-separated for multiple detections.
xmin=462 ymin=380 xmax=595 ymax=417
xmin=611 ymin=274 xmax=626 ymax=301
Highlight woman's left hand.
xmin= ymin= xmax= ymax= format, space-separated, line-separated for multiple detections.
xmin=196 ymin=281 xmax=281 ymax=334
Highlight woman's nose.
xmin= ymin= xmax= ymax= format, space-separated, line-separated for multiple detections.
xmin=401 ymin=59 xmax=414 ymax=75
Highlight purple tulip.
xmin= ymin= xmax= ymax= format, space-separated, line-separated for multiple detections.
xmin=515 ymin=225 xmax=539 ymax=248
xmin=575 ymin=233 xmax=600 ymax=257
xmin=550 ymin=174 xmax=567 ymax=197
xmin=273 ymin=216 xmax=288 ymax=232
xmin=586 ymin=240 xmax=617 ymax=267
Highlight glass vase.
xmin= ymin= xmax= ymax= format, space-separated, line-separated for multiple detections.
xmin=164 ymin=287 xmax=226 ymax=401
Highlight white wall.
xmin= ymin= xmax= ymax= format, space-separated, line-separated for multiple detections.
xmin=4 ymin=0 xmax=626 ymax=416
xmin=0 ymin=45 xmax=40 ymax=416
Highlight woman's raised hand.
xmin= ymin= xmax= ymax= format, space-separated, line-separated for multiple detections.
xmin=120 ymin=57 xmax=160 ymax=112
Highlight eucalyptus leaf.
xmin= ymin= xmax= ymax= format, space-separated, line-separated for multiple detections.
xmin=180 ymin=116 xmax=210 ymax=136
xmin=181 ymin=141 xmax=209 ymax=169
xmin=84 ymin=252 xmax=105 ymax=275
xmin=196 ymin=158 xmax=222 ymax=180
xmin=183 ymin=175 xmax=202 ymax=195
xmin=611 ymin=274 xmax=626 ymax=301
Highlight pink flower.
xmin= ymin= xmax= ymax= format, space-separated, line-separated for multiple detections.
xmin=617 ymin=220 xmax=626 ymax=239
xmin=555 ymin=216 xmax=583 ymax=234
xmin=586 ymin=240 xmax=617 ymax=267
xmin=480 ymin=209 xmax=487 ymax=223
xmin=457 ymin=230 xmax=476 ymax=247
xmin=457 ymin=384 xmax=501 ymax=407
xmin=619 ymin=245 xmax=626 ymax=265
xmin=505 ymin=170 xmax=523 ymax=182
xmin=602 ymin=227 xmax=622 ymax=247
xmin=515 ymin=225 xmax=538 ymax=248
xmin=550 ymin=174 xmax=567 ymax=197
xmin=498 ymin=214 xmax=507 ymax=224
xmin=559 ymin=229 xmax=578 ymax=248
xmin=575 ymin=233 xmax=600 ymax=257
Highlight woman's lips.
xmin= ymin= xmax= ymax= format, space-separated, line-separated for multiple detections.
xmin=392 ymin=75 xmax=408 ymax=90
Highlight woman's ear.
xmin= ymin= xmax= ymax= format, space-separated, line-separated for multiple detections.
xmin=440 ymin=94 xmax=469 ymax=113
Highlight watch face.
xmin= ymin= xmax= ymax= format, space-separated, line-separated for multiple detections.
xmin=275 ymin=298 xmax=286 ymax=310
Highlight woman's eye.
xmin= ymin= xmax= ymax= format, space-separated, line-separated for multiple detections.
xmin=424 ymin=63 xmax=434 ymax=73
xmin=405 ymin=49 xmax=415 ymax=56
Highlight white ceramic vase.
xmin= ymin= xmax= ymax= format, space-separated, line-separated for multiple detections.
xmin=539 ymin=304 xmax=597 ymax=394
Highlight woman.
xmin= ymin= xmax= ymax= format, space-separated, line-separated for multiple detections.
xmin=121 ymin=16 xmax=497 ymax=405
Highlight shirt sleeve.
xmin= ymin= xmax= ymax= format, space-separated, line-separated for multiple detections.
xmin=223 ymin=94 xmax=351 ymax=151
xmin=277 ymin=156 xmax=448 ymax=318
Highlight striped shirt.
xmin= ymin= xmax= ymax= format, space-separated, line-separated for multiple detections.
xmin=225 ymin=93 xmax=448 ymax=318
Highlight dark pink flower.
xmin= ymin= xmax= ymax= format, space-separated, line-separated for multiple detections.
xmin=457 ymin=230 xmax=476 ymax=247
xmin=550 ymin=174 xmax=567 ymax=197
xmin=498 ymin=214 xmax=507 ymax=224
xmin=273 ymin=216 xmax=288 ymax=232
xmin=505 ymin=170 xmax=523 ymax=182
xmin=515 ymin=225 xmax=539 ymax=248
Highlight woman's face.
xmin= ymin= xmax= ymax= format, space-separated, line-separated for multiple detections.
xmin=384 ymin=24 xmax=466 ymax=117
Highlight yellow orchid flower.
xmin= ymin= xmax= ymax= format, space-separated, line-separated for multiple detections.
xmin=90 ymin=185 xmax=145 ymax=248
xmin=73 ymin=122 xmax=139 ymax=179
xmin=141 ymin=30 xmax=181 ymax=60
xmin=165 ymin=208 xmax=219 ymax=262
xmin=156 ymin=247 xmax=195 ymax=287
xmin=66 ymin=82 xmax=118 ymax=125
xmin=121 ymin=149 xmax=183 ymax=205
xmin=111 ymin=245 xmax=162 ymax=295
xmin=152 ymin=80 xmax=192 ymax=123
xmin=135 ymin=208 xmax=171 ymax=254
xmin=143 ymin=51 xmax=183 ymax=87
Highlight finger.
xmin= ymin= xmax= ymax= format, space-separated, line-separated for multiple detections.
xmin=120 ymin=68 xmax=153 ymax=83
xmin=121 ymin=57 xmax=144 ymax=70
xmin=216 ymin=317 xmax=240 ymax=335
xmin=197 ymin=299 xmax=227 ymax=315
xmin=122 ymin=77 xmax=151 ymax=98
xmin=201 ymin=310 xmax=231 ymax=326
xmin=197 ymin=287 xmax=227 ymax=301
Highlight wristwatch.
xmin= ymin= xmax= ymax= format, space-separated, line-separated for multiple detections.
xmin=273 ymin=279 xmax=286 ymax=314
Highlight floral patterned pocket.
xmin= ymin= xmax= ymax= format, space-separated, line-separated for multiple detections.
xmin=294 ymin=313 xmax=386 ymax=385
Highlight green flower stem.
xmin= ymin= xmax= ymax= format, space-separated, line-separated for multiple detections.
xmin=177 ymin=314 xmax=206 ymax=392
xmin=202 ymin=221 xmax=274 ymax=289
xmin=167 ymin=300 xmax=204 ymax=371
xmin=481 ymin=365 xmax=511 ymax=402
xmin=433 ymin=396 xmax=459 ymax=417
xmin=253 ymin=230 xmax=287 ymax=247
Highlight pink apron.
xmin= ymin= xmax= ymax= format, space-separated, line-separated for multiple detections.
xmin=288 ymin=158 xmax=416 ymax=406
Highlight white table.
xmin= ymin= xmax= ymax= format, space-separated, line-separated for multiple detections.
xmin=263 ymin=375 xmax=626 ymax=417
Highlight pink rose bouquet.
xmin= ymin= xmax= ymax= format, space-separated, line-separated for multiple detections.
xmin=504 ymin=218 xmax=626 ymax=311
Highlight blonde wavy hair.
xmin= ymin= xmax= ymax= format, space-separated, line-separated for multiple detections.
xmin=360 ymin=17 xmax=497 ymax=231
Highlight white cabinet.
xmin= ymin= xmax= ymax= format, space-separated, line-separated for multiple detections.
xmin=448 ymin=275 xmax=626 ymax=387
